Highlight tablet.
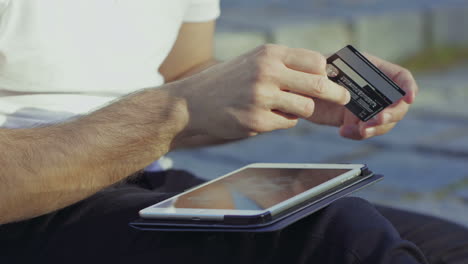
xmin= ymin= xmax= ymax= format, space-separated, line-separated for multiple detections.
xmin=139 ymin=163 xmax=368 ymax=225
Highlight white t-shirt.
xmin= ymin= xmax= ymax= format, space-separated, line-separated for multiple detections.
xmin=0 ymin=0 xmax=220 ymax=128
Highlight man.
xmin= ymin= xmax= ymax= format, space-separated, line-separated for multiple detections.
xmin=0 ymin=1 xmax=467 ymax=263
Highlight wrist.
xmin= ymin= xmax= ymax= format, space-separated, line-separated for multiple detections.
xmin=160 ymin=80 xmax=197 ymax=150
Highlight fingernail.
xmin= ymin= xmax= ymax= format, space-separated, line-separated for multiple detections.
xmin=365 ymin=127 xmax=376 ymax=137
xmin=345 ymin=91 xmax=351 ymax=104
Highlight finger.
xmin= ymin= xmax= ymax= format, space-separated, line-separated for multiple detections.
xmin=339 ymin=110 xmax=362 ymax=140
xmin=272 ymin=110 xmax=299 ymax=120
xmin=359 ymin=122 xmax=398 ymax=139
xmin=306 ymin=98 xmax=344 ymax=126
xmin=282 ymin=48 xmax=327 ymax=75
xmin=339 ymin=125 xmax=363 ymax=140
xmin=363 ymin=52 xmax=401 ymax=76
xmin=265 ymin=110 xmax=299 ymax=131
xmin=341 ymin=121 xmax=397 ymax=140
xmin=342 ymin=109 xmax=361 ymax=127
xmin=272 ymin=91 xmax=315 ymax=119
xmin=363 ymin=53 xmax=418 ymax=104
xmin=393 ymin=69 xmax=418 ymax=104
xmin=280 ymin=69 xmax=351 ymax=105
xmin=243 ymin=109 xmax=298 ymax=135
xmin=362 ymin=101 xmax=410 ymax=128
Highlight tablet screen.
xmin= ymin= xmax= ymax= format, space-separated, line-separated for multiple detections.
xmin=153 ymin=168 xmax=352 ymax=211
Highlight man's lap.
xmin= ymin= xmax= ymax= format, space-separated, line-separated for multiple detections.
xmin=1 ymin=169 xmax=467 ymax=264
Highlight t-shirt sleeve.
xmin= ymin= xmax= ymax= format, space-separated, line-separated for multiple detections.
xmin=183 ymin=0 xmax=220 ymax=22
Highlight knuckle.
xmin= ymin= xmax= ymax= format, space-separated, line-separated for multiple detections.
xmin=256 ymin=44 xmax=279 ymax=59
xmin=298 ymin=49 xmax=326 ymax=69
xmin=313 ymin=76 xmax=327 ymax=95
xmin=403 ymin=69 xmax=417 ymax=89
xmin=252 ymin=58 xmax=278 ymax=83
xmin=312 ymin=51 xmax=327 ymax=70
xmin=402 ymin=68 xmax=412 ymax=77
xmin=395 ymin=112 xmax=406 ymax=122
xmin=249 ymin=85 xmax=268 ymax=105
xmin=396 ymin=68 xmax=411 ymax=83
xmin=247 ymin=114 xmax=267 ymax=133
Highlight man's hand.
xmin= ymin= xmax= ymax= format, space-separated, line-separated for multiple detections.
xmin=307 ymin=53 xmax=418 ymax=140
xmin=173 ymin=44 xmax=351 ymax=141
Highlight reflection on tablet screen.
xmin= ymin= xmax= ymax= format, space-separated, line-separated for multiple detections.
xmin=153 ymin=168 xmax=350 ymax=210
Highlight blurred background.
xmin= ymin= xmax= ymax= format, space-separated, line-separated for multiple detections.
xmin=168 ymin=0 xmax=468 ymax=226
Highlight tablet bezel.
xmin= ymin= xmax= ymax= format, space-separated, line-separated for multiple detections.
xmin=139 ymin=163 xmax=366 ymax=222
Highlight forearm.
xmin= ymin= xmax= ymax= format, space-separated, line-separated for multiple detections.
xmin=0 ymin=83 xmax=188 ymax=224
xmin=172 ymin=133 xmax=238 ymax=149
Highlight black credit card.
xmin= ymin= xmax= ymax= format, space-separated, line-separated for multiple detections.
xmin=326 ymin=45 xmax=406 ymax=122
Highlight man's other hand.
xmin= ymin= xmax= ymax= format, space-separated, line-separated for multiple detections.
xmin=307 ymin=53 xmax=418 ymax=140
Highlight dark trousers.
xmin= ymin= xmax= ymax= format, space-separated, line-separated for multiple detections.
xmin=1 ymin=170 xmax=468 ymax=264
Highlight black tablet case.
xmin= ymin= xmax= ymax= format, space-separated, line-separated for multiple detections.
xmin=129 ymin=172 xmax=383 ymax=233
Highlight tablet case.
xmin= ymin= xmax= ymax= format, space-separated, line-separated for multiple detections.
xmin=129 ymin=173 xmax=383 ymax=233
